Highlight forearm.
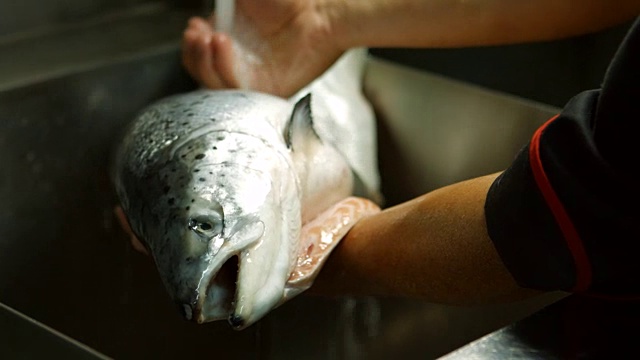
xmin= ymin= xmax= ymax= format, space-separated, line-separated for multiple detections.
xmin=311 ymin=172 xmax=541 ymax=304
xmin=326 ymin=0 xmax=640 ymax=49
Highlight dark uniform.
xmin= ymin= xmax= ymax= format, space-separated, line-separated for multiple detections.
xmin=485 ymin=16 xmax=640 ymax=296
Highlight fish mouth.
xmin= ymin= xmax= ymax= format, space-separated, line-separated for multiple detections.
xmin=179 ymin=219 xmax=269 ymax=329
xmin=191 ymin=254 xmax=239 ymax=324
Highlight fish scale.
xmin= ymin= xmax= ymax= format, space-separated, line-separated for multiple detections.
xmin=112 ymin=48 xmax=381 ymax=329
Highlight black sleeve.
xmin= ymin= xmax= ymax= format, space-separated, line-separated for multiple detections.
xmin=484 ymin=16 xmax=640 ymax=296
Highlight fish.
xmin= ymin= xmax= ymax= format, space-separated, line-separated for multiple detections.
xmin=111 ymin=48 xmax=381 ymax=330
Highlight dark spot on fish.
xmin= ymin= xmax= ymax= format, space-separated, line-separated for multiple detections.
xmin=213 ymin=146 xmax=218 ymax=150
xmin=209 ymin=172 xmax=213 ymax=175
xmin=185 ymin=257 xmax=194 ymax=263
xmin=194 ymin=169 xmax=200 ymax=173
xmin=210 ymin=117 xmax=217 ymax=122
xmin=168 ymin=198 xmax=175 ymax=205
xmin=182 ymin=122 xmax=189 ymax=126
xmin=187 ymin=113 xmax=194 ymax=117
xmin=199 ymin=178 xmax=206 ymax=182
xmin=181 ymin=154 xmax=186 ymax=158
xmin=188 ymin=146 xmax=192 ymax=149
xmin=163 ymin=186 xmax=170 ymax=194
xmin=229 ymin=314 xmax=244 ymax=329
xmin=186 ymin=206 xmax=190 ymax=211
xmin=191 ymin=199 xmax=195 ymax=203
xmin=217 ymin=136 xmax=225 ymax=141
xmin=195 ymin=154 xmax=205 ymax=160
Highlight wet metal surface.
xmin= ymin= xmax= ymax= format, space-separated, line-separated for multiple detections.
xmin=441 ymin=295 xmax=640 ymax=359
xmin=0 ymin=51 xmax=261 ymax=359
xmin=370 ymin=20 xmax=632 ymax=108
xmin=0 ymin=6 xmax=191 ymax=91
xmin=364 ymin=57 xmax=559 ymax=205
xmin=0 ymin=0 xmax=151 ymax=37
xmin=0 ymin=302 xmax=110 ymax=359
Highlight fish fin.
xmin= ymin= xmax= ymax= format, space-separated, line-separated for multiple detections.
xmin=284 ymin=93 xmax=321 ymax=150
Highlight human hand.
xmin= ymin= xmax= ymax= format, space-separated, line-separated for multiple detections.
xmin=181 ymin=0 xmax=346 ymax=97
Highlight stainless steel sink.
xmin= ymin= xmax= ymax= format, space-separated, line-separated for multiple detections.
xmin=0 ymin=9 xmax=565 ymax=359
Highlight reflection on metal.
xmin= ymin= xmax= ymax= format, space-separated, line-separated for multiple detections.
xmin=441 ymin=326 xmax=559 ymax=360
xmin=1 ymin=17 xmax=566 ymax=357
xmin=364 ymin=57 xmax=560 ymax=204
xmin=440 ymin=294 xmax=640 ymax=359
xmin=0 ymin=302 xmax=110 ymax=359
xmin=336 ymin=297 xmax=382 ymax=360
xmin=0 ymin=6 xmax=191 ymax=92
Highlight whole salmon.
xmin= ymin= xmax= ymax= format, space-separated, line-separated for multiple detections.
xmin=112 ymin=48 xmax=381 ymax=329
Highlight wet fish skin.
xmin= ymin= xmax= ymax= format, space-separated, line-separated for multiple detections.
xmin=112 ymin=48 xmax=380 ymax=329
xmin=113 ymin=90 xmax=355 ymax=327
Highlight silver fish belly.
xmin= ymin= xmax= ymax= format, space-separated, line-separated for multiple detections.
xmin=112 ymin=49 xmax=380 ymax=330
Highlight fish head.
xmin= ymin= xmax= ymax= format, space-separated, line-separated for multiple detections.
xmin=149 ymin=164 xmax=283 ymax=328
xmin=134 ymin=112 xmax=301 ymax=330
xmin=114 ymin=89 xmax=349 ymax=330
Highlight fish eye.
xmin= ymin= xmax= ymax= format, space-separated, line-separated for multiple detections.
xmin=188 ymin=216 xmax=222 ymax=239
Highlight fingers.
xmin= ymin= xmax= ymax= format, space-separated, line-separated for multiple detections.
xmin=189 ymin=16 xmax=214 ymax=34
xmin=182 ymin=17 xmax=229 ymax=89
xmin=212 ymin=32 xmax=241 ymax=89
xmin=114 ymin=206 xmax=149 ymax=256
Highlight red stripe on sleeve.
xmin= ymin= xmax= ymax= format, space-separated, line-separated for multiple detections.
xmin=529 ymin=115 xmax=592 ymax=292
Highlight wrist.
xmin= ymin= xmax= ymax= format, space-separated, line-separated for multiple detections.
xmin=319 ymin=0 xmax=412 ymax=50
xmin=316 ymin=0 xmax=362 ymax=52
